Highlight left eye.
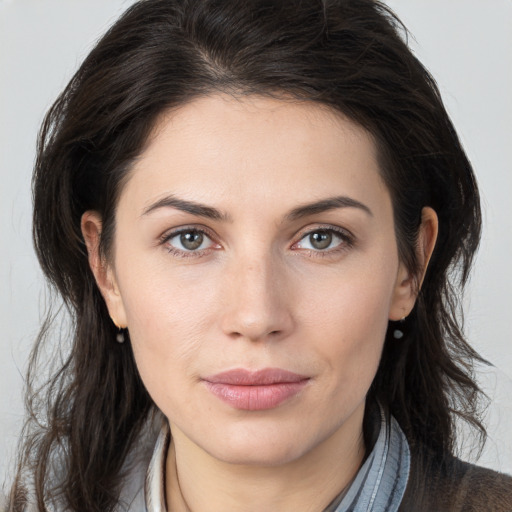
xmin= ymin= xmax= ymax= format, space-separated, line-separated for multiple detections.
xmin=167 ymin=230 xmax=214 ymax=252
xmin=295 ymin=229 xmax=346 ymax=251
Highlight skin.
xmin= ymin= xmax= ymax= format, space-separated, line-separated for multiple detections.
xmin=83 ymin=94 xmax=437 ymax=511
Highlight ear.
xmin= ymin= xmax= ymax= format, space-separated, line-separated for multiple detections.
xmin=81 ymin=211 xmax=127 ymax=328
xmin=389 ymin=207 xmax=438 ymax=320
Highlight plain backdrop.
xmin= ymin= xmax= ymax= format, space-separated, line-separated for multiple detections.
xmin=1 ymin=0 xmax=511 ymax=491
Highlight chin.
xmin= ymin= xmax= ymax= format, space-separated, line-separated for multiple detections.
xmin=197 ymin=422 xmax=317 ymax=467
xmin=209 ymin=441 xmax=307 ymax=467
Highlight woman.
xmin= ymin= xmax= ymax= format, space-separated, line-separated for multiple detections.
xmin=6 ymin=0 xmax=512 ymax=510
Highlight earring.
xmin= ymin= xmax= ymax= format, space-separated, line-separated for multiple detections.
xmin=393 ymin=317 xmax=406 ymax=340
xmin=112 ymin=318 xmax=126 ymax=343
xmin=116 ymin=328 xmax=125 ymax=344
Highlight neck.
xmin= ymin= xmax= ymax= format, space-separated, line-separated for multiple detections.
xmin=165 ymin=407 xmax=366 ymax=512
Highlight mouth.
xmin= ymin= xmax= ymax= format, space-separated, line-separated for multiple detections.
xmin=202 ymin=368 xmax=310 ymax=411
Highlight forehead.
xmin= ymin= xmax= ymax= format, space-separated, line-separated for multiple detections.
xmin=122 ymin=94 xmax=390 ymax=218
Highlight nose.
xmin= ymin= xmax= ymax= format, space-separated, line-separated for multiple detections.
xmin=220 ymin=255 xmax=294 ymax=342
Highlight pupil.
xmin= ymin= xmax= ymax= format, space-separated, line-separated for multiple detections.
xmin=180 ymin=232 xmax=203 ymax=250
xmin=310 ymin=231 xmax=332 ymax=250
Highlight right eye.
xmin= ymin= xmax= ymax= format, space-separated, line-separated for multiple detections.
xmin=161 ymin=228 xmax=219 ymax=256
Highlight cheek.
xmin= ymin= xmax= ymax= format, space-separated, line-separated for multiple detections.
xmin=113 ymin=257 xmax=224 ymax=398
xmin=300 ymin=255 xmax=395 ymax=332
xmin=298 ymin=262 xmax=396 ymax=387
xmin=116 ymin=245 xmax=220 ymax=330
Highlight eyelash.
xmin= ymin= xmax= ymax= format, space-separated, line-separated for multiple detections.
xmin=158 ymin=225 xmax=355 ymax=259
xmin=292 ymin=225 xmax=355 ymax=258
xmin=159 ymin=227 xmax=219 ymax=258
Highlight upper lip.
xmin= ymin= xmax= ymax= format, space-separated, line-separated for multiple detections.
xmin=203 ymin=368 xmax=309 ymax=385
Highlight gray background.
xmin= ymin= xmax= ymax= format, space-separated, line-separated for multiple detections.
xmin=1 ymin=0 xmax=511 ymax=492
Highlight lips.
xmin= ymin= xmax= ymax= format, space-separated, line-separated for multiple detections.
xmin=202 ymin=368 xmax=310 ymax=411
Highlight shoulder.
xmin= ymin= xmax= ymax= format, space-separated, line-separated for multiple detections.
xmin=400 ymin=451 xmax=512 ymax=511
xmin=440 ymin=458 xmax=512 ymax=511
xmin=3 ymin=415 xmax=161 ymax=512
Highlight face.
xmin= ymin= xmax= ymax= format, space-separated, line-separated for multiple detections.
xmin=85 ymin=94 xmax=419 ymax=467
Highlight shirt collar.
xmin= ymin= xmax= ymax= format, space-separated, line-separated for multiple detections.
xmin=143 ymin=405 xmax=410 ymax=512
xmin=144 ymin=420 xmax=169 ymax=512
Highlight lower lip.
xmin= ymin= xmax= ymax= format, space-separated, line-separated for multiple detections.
xmin=204 ymin=381 xmax=308 ymax=411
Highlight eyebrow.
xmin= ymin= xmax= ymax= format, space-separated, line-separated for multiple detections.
xmin=141 ymin=194 xmax=372 ymax=222
xmin=285 ymin=196 xmax=373 ymax=221
xmin=142 ymin=195 xmax=231 ymax=221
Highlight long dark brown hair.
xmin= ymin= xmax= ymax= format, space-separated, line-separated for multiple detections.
xmin=8 ymin=0 xmax=485 ymax=510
